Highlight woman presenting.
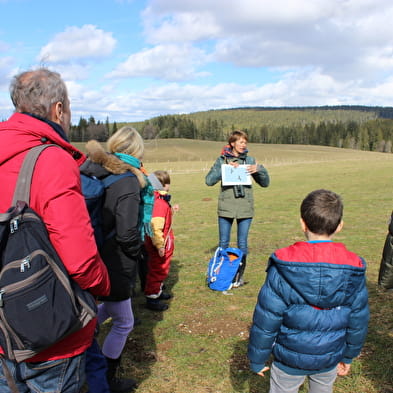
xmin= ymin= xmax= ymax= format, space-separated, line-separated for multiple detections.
xmin=205 ymin=130 xmax=270 ymax=287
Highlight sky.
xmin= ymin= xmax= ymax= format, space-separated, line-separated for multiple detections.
xmin=1 ymin=0 xmax=393 ymax=123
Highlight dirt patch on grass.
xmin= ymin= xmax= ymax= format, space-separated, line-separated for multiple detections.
xmin=177 ymin=310 xmax=250 ymax=339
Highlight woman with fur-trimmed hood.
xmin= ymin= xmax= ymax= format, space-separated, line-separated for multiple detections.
xmin=80 ymin=126 xmax=149 ymax=392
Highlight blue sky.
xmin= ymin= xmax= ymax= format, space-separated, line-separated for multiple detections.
xmin=1 ymin=0 xmax=393 ymax=123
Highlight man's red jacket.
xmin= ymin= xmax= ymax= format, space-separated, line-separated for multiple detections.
xmin=0 ymin=113 xmax=110 ymax=361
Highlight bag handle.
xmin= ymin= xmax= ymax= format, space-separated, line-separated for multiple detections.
xmin=209 ymin=247 xmax=224 ymax=281
xmin=12 ymin=145 xmax=57 ymax=206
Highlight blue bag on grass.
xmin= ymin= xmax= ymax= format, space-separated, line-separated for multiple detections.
xmin=207 ymin=247 xmax=243 ymax=291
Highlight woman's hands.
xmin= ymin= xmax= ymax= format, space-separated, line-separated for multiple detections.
xmin=229 ymin=161 xmax=258 ymax=174
xmin=247 ymin=163 xmax=258 ymax=174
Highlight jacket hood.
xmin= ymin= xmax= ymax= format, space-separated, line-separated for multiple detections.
xmin=83 ymin=140 xmax=146 ymax=187
xmin=271 ymin=241 xmax=366 ymax=309
xmin=0 ymin=112 xmax=85 ymax=166
xmin=148 ymin=173 xmax=164 ymax=190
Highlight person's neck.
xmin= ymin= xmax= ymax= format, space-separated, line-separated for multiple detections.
xmin=22 ymin=112 xmax=69 ymax=142
xmin=305 ymin=232 xmax=332 ymax=241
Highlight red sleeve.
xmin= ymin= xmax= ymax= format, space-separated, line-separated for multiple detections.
xmin=152 ymin=197 xmax=167 ymax=218
xmin=29 ymin=147 xmax=110 ymax=297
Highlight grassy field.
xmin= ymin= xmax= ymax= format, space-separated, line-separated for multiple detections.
xmin=84 ymin=139 xmax=393 ymax=393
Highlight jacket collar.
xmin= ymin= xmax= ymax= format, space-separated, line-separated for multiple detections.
xmin=22 ymin=112 xmax=69 ymax=142
xmin=0 ymin=112 xmax=85 ymax=166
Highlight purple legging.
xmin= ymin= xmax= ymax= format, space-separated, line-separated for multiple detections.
xmin=97 ymin=299 xmax=134 ymax=359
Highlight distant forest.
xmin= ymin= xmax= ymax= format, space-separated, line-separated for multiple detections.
xmin=69 ymin=105 xmax=393 ymax=153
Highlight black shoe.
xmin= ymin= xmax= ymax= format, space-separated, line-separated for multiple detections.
xmin=232 ymin=278 xmax=245 ymax=288
xmin=108 ymin=376 xmax=138 ymax=393
xmin=158 ymin=292 xmax=172 ymax=300
xmin=145 ymin=298 xmax=169 ymax=311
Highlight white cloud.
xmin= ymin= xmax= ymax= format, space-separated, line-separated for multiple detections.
xmin=3 ymin=0 xmax=393 ymax=123
xmin=107 ymin=43 xmax=209 ymax=81
xmin=0 ymin=56 xmax=16 ymax=89
xmin=59 ymin=67 xmax=393 ymax=123
xmin=142 ymin=8 xmax=220 ymax=43
xmin=37 ymin=25 xmax=116 ymax=63
xmin=51 ymin=63 xmax=92 ymax=82
xmin=141 ymin=0 xmax=393 ymax=83
xmin=65 ymin=80 xmax=118 ymax=121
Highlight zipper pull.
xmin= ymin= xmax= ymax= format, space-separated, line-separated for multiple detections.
xmin=20 ymin=256 xmax=31 ymax=272
xmin=10 ymin=218 xmax=19 ymax=233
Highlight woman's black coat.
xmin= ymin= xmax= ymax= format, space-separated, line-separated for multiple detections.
xmin=81 ymin=140 xmax=144 ymax=300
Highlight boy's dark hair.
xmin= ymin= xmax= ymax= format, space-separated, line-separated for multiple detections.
xmin=154 ymin=170 xmax=170 ymax=186
xmin=300 ymin=189 xmax=343 ymax=235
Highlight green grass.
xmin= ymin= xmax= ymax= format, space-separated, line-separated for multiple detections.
xmin=93 ymin=140 xmax=393 ymax=393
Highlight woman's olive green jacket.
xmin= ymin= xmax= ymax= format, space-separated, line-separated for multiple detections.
xmin=205 ymin=154 xmax=269 ymax=219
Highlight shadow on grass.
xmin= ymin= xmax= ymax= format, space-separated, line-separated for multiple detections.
xmin=116 ymin=258 xmax=180 ymax=389
xmin=229 ymin=339 xmax=270 ymax=393
xmin=359 ymin=284 xmax=393 ymax=393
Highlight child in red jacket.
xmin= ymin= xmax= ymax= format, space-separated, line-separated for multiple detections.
xmin=144 ymin=170 xmax=178 ymax=311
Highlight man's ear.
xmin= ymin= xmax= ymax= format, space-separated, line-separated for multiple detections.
xmin=49 ymin=101 xmax=63 ymax=124
xmin=335 ymin=220 xmax=344 ymax=234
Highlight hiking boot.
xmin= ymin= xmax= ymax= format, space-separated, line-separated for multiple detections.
xmin=108 ymin=376 xmax=137 ymax=393
xmin=105 ymin=356 xmax=138 ymax=393
xmin=233 ymin=255 xmax=247 ymax=288
xmin=133 ymin=316 xmax=142 ymax=326
xmin=145 ymin=298 xmax=169 ymax=311
xmin=158 ymin=292 xmax=172 ymax=300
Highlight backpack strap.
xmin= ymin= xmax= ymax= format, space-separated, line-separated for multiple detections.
xmin=101 ymin=172 xmax=135 ymax=188
xmin=12 ymin=144 xmax=58 ymax=206
xmin=0 ymin=146 xmax=55 ymax=393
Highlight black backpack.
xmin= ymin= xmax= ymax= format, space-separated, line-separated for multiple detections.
xmin=0 ymin=145 xmax=97 ymax=364
xmin=80 ymin=169 xmax=134 ymax=248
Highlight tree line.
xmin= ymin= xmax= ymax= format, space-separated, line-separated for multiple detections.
xmin=69 ymin=107 xmax=393 ymax=153
xmin=69 ymin=116 xmax=119 ymax=142
xmin=139 ymin=115 xmax=393 ymax=152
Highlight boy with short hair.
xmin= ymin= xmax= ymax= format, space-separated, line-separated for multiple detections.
xmin=248 ymin=189 xmax=369 ymax=393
